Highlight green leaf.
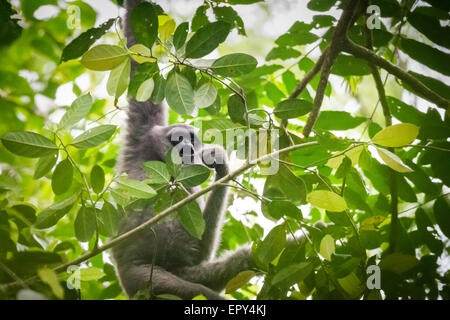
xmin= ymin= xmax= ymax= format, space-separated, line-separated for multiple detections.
xmin=34 ymin=153 xmax=58 ymax=179
xmin=408 ymin=8 xmax=450 ymax=49
xmin=136 ymin=78 xmax=155 ymax=102
xmin=173 ymin=22 xmax=189 ymax=50
xmin=61 ymin=18 xmax=115 ymax=62
xmin=194 ymin=81 xmax=217 ymax=109
xmin=272 ymin=262 xmax=313 ymax=289
xmin=165 ymin=72 xmax=195 ymax=115
xmin=142 ymin=161 xmax=171 ymax=184
xmin=37 ymin=268 xmax=64 ymax=299
xmin=90 ymin=165 xmax=105 ymax=194
xmin=213 ymin=6 xmax=246 ymax=36
xmin=376 ymin=148 xmax=413 ymax=173
xmin=434 ymin=197 xmax=450 ymax=239
xmin=177 ymin=198 xmax=205 ymax=239
xmin=274 ymin=99 xmax=313 ymax=119
xmin=130 ymin=2 xmax=159 ymax=49
xmin=52 ymin=159 xmax=73 ymax=195
xmin=256 ymin=224 xmax=286 ymax=265
xmin=1 ymin=131 xmax=58 ymax=158
xmin=71 ymin=125 xmax=116 ymax=149
xmin=307 ymin=190 xmax=347 ymax=212
xmin=185 ymin=21 xmax=231 ymax=59
xmin=227 ymin=94 xmax=246 ymax=124
xmin=177 ymin=164 xmax=211 ymax=188
xmin=59 ymin=94 xmax=94 ymax=129
xmin=266 ymin=46 xmax=301 ymax=61
xmin=315 ymin=111 xmax=366 ymax=130
xmin=211 ymin=53 xmax=257 ymax=77
xmin=80 ymin=45 xmax=129 ymax=71
xmin=399 ymin=37 xmax=450 ymax=77
xmin=128 ymin=62 xmax=159 ymax=98
xmin=371 ymin=123 xmax=419 ymax=147
xmin=319 ymin=234 xmax=335 ymax=261
xmin=331 ymin=54 xmax=371 ymax=76
xmin=191 ymin=5 xmax=210 ymax=32
xmin=74 ymin=206 xmax=96 ymax=242
xmin=225 ymin=271 xmax=255 ymax=294
xmin=79 ymin=267 xmax=106 ymax=281
xmin=107 ymin=58 xmax=131 ymax=99
xmin=275 ymin=21 xmax=318 ymax=47
xmin=116 ymin=177 xmax=156 ymax=199
xmin=97 ymin=201 xmax=120 ymax=237
xmin=379 ymin=253 xmax=419 ymax=275
xmin=34 ymin=193 xmax=79 ymax=229
xmin=268 ymin=200 xmax=302 ymax=220
xmin=151 ymin=75 xmax=166 ymax=104
xmin=307 ymin=0 xmax=336 ymax=11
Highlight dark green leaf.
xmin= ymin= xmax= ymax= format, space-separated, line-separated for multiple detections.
xmin=34 ymin=193 xmax=79 ymax=229
xmin=399 ymin=37 xmax=450 ymax=77
xmin=331 ymin=54 xmax=371 ymax=76
xmin=434 ymin=197 xmax=450 ymax=239
xmin=71 ymin=125 xmax=116 ymax=149
xmin=191 ymin=5 xmax=210 ymax=32
xmin=213 ymin=6 xmax=246 ymax=36
xmin=52 ymin=159 xmax=73 ymax=195
xmin=227 ymin=94 xmax=246 ymax=124
xmin=173 ymin=22 xmax=189 ymax=50
xmin=274 ymin=99 xmax=313 ymax=119
xmin=177 ymin=165 xmax=211 ymax=188
xmin=255 ymin=224 xmax=286 ymax=265
xmin=211 ymin=53 xmax=257 ymax=77
xmin=268 ymin=200 xmax=303 ymax=220
xmin=130 ymin=2 xmax=158 ymax=48
xmin=2 ymin=132 xmax=58 ymax=158
xmin=34 ymin=153 xmax=58 ymax=179
xmin=177 ymin=193 xmax=205 ymax=239
xmin=90 ymin=165 xmax=105 ymax=194
xmin=74 ymin=206 xmax=96 ymax=242
xmin=142 ymin=161 xmax=171 ymax=184
xmin=272 ymin=262 xmax=313 ymax=289
xmin=315 ymin=111 xmax=366 ymax=130
xmin=307 ymin=0 xmax=336 ymax=12
xmin=185 ymin=21 xmax=230 ymax=59
xmin=165 ymin=72 xmax=195 ymax=115
xmin=128 ymin=62 xmax=159 ymax=98
xmin=61 ymin=18 xmax=115 ymax=62
xmin=266 ymin=47 xmax=301 ymax=61
xmin=408 ymin=7 xmax=450 ymax=50
xmin=97 ymin=201 xmax=120 ymax=237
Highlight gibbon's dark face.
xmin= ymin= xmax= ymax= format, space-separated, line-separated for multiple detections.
xmin=152 ymin=124 xmax=202 ymax=165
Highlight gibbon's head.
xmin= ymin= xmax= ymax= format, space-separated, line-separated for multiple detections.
xmin=151 ymin=124 xmax=202 ymax=165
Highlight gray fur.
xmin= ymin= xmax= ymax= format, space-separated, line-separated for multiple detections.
xmin=112 ymin=0 xmax=254 ymax=300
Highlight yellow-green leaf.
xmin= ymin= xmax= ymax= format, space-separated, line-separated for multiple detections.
xmin=129 ymin=44 xmax=156 ymax=64
xmin=136 ymin=78 xmax=155 ymax=102
xmin=225 ymin=270 xmax=255 ymax=294
xmin=337 ymin=272 xmax=363 ymax=298
xmin=307 ymin=190 xmax=347 ymax=212
xmin=326 ymin=145 xmax=364 ymax=169
xmin=158 ymin=16 xmax=176 ymax=42
xmin=376 ymin=147 xmax=413 ymax=173
xmin=80 ymin=45 xmax=128 ymax=71
xmin=37 ymin=268 xmax=64 ymax=299
xmin=319 ymin=234 xmax=335 ymax=261
xmin=107 ymin=58 xmax=131 ymax=98
xmin=371 ymin=123 xmax=419 ymax=147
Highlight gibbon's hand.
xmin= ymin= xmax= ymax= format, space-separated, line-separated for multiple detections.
xmin=201 ymin=145 xmax=228 ymax=173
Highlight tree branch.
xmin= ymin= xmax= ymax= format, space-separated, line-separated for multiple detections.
xmin=303 ymin=0 xmax=361 ymax=138
xmin=343 ymin=39 xmax=450 ymax=110
xmin=363 ymin=14 xmax=399 ymax=253
xmin=0 ymin=141 xmax=318 ymax=291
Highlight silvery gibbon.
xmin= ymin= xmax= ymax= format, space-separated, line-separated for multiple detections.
xmin=112 ymin=0 xmax=255 ymax=300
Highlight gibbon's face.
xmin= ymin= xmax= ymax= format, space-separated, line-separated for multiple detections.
xmin=152 ymin=124 xmax=202 ymax=165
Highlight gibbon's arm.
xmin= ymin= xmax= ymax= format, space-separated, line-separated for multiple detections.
xmin=124 ymin=0 xmax=167 ymax=130
xmin=199 ymin=146 xmax=230 ymax=262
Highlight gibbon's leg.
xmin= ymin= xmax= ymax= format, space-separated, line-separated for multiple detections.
xmin=176 ymin=246 xmax=254 ymax=292
xmin=118 ymin=263 xmax=224 ymax=300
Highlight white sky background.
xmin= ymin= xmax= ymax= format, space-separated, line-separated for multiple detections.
xmin=31 ymin=1 xmax=449 ymax=274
